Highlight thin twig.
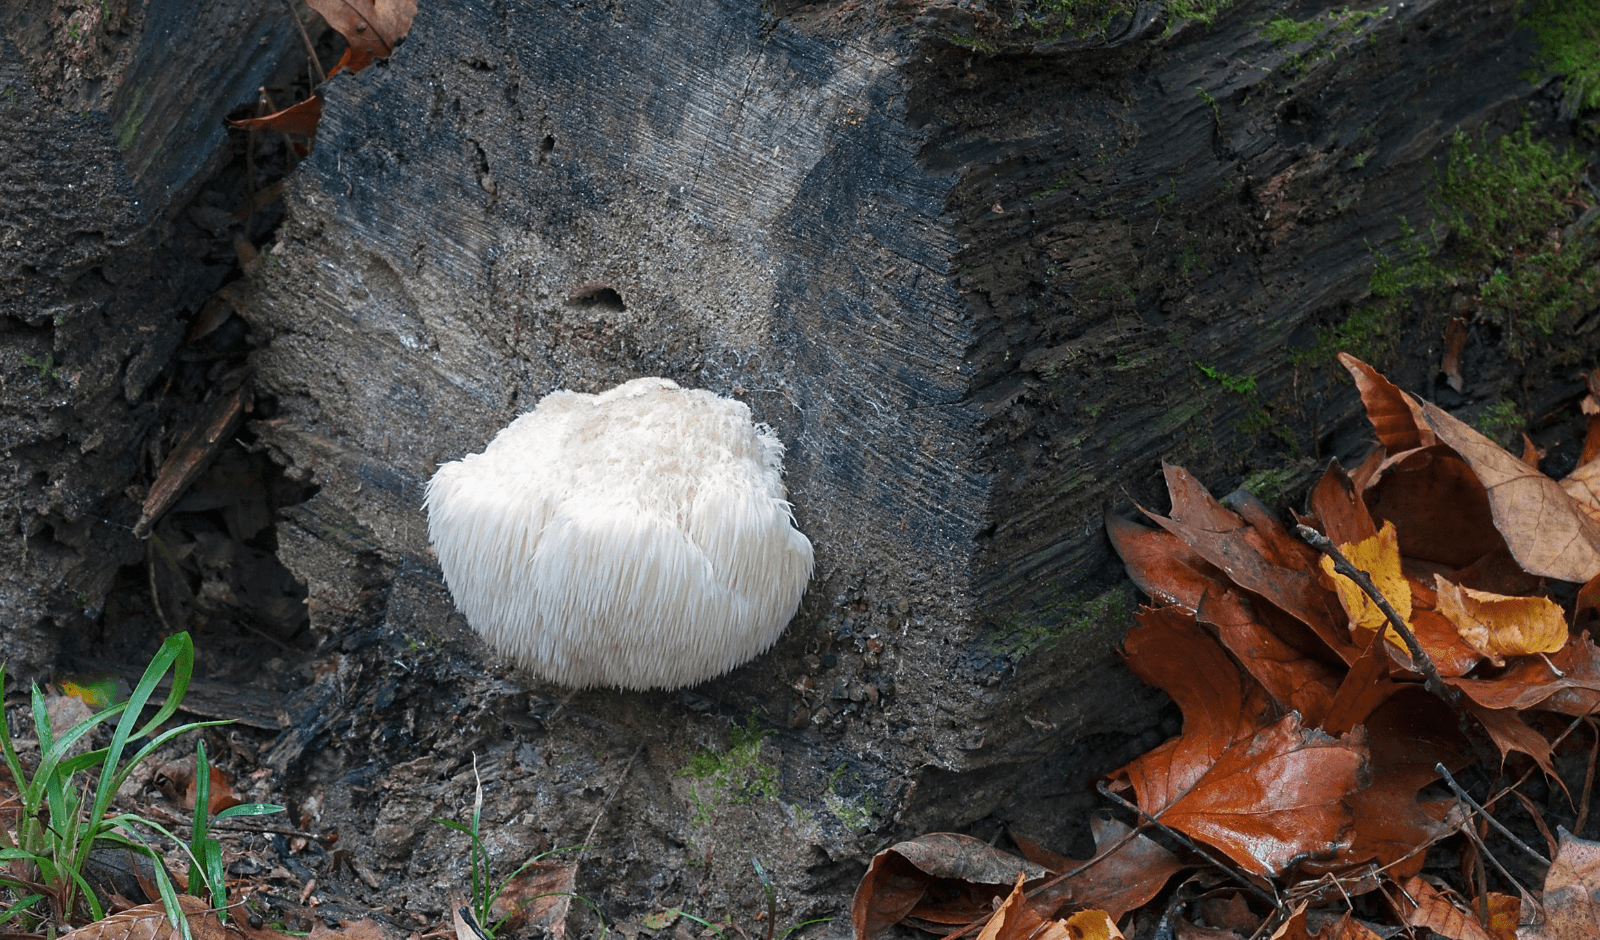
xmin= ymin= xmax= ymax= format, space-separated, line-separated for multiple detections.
xmin=1454 ymin=813 xmax=1536 ymax=905
xmin=280 ymin=0 xmax=328 ymax=84
xmin=1097 ymin=780 xmax=1278 ymax=906
xmin=582 ymin=742 xmax=643 ymax=852
xmin=1294 ymin=525 xmax=1463 ymax=710
xmin=1436 ymin=762 xmax=1550 ymax=867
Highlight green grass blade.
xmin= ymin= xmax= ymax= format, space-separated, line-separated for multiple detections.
xmin=214 ymin=803 xmax=285 ymax=820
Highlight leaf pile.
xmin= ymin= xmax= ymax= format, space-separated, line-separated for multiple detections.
xmin=233 ymin=0 xmax=417 ymax=139
xmin=854 ymin=354 xmax=1600 ymax=939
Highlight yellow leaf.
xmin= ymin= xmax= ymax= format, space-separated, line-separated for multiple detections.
xmin=1061 ymin=910 xmax=1125 ymax=940
xmin=1319 ymin=521 xmax=1412 ymax=649
xmin=1433 ymin=575 xmax=1567 ymax=665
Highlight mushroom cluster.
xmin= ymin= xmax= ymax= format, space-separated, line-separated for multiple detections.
xmin=424 ymin=377 xmax=814 ymax=690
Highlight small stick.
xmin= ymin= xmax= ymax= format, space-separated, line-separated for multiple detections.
xmin=1097 ymin=780 xmax=1278 ymax=907
xmin=1453 ymin=812 xmax=1536 ymax=906
xmin=1436 ymin=762 xmax=1550 ymax=867
xmin=280 ymin=0 xmax=328 ymax=84
xmin=1295 ymin=525 xmax=1463 ymax=710
xmin=582 ymin=742 xmax=643 ymax=852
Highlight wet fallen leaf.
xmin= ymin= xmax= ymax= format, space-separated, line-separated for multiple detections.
xmin=1465 ymin=700 xmax=1556 ymax=777
xmin=1433 ymin=575 xmax=1567 ymax=665
xmin=1309 ymin=688 xmax=1462 ymax=877
xmin=1520 ymin=829 xmax=1600 ymax=939
xmin=1060 ymin=909 xmax=1124 ymax=940
xmin=1312 ymin=913 xmax=1386 ymax=939
xmin=1365 ymin=446 xmax=1506 ymax=568
xmin=1482 ymin=893 xmax=1520 ymax=940
xmin=1306 ymin=460 xmax=1378 ymax=548
xmin=1142 ymin=504 xmax=1358 ymax=664
xmin=1117 ymin=606 xmax=1364 ymax=877
xmin=1419 ymin=401 xmax=1600 ymax=584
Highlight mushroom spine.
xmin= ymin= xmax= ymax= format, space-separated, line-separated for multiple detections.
xmin=424 ymin=377 xmax=814 ymax=690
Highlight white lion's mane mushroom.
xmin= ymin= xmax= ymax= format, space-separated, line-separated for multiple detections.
xmin=424 ymin=377 xmax=814 ymax=690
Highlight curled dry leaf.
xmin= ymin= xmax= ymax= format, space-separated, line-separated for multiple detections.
xmin=1419 ymin=400 xmax=1600 ymax=584
xmin=1560 ymin=459 xmax=1600 ymax=525
xmin=1338 ymin=353 xmax=1433 ymax=454
xmin=1432 ymin=575 xmax=1567 ymax=665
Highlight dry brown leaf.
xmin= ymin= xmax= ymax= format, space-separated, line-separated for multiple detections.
xmin=232 ymin=95 xmax=324 ymax=135
xmin=1419 ymin=400 xmax=1600 ymax=584
xmin=1433 ymin=575 xmax=1567 ymax=665
xmin=851 ymin=833 xmax=1046 ymax=940
xmin=59 ymin=896 xmax=224 ymax=940
xmin=1465 ymin=700 xmax=1556 ymax=777
xmin=308 ymin=919 xmax=394 ymax=940
xmin=1581 ymin=417 xmax=1600 ymax=468
xmin=1339 ymin=354 xmax=1433 ymax=453
xmin=1520 ymin=829 xmax=1600 ymax=939
xmin=306 ymin=0 xmax=416 ymax=73
xmin=1319 ymin=521 xmax=1412 ymax=648
xmin=1397 ymin=875 xmax=1496 ymax=940
xmin=1268 ymin=903 xmax=1311 ymax=940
